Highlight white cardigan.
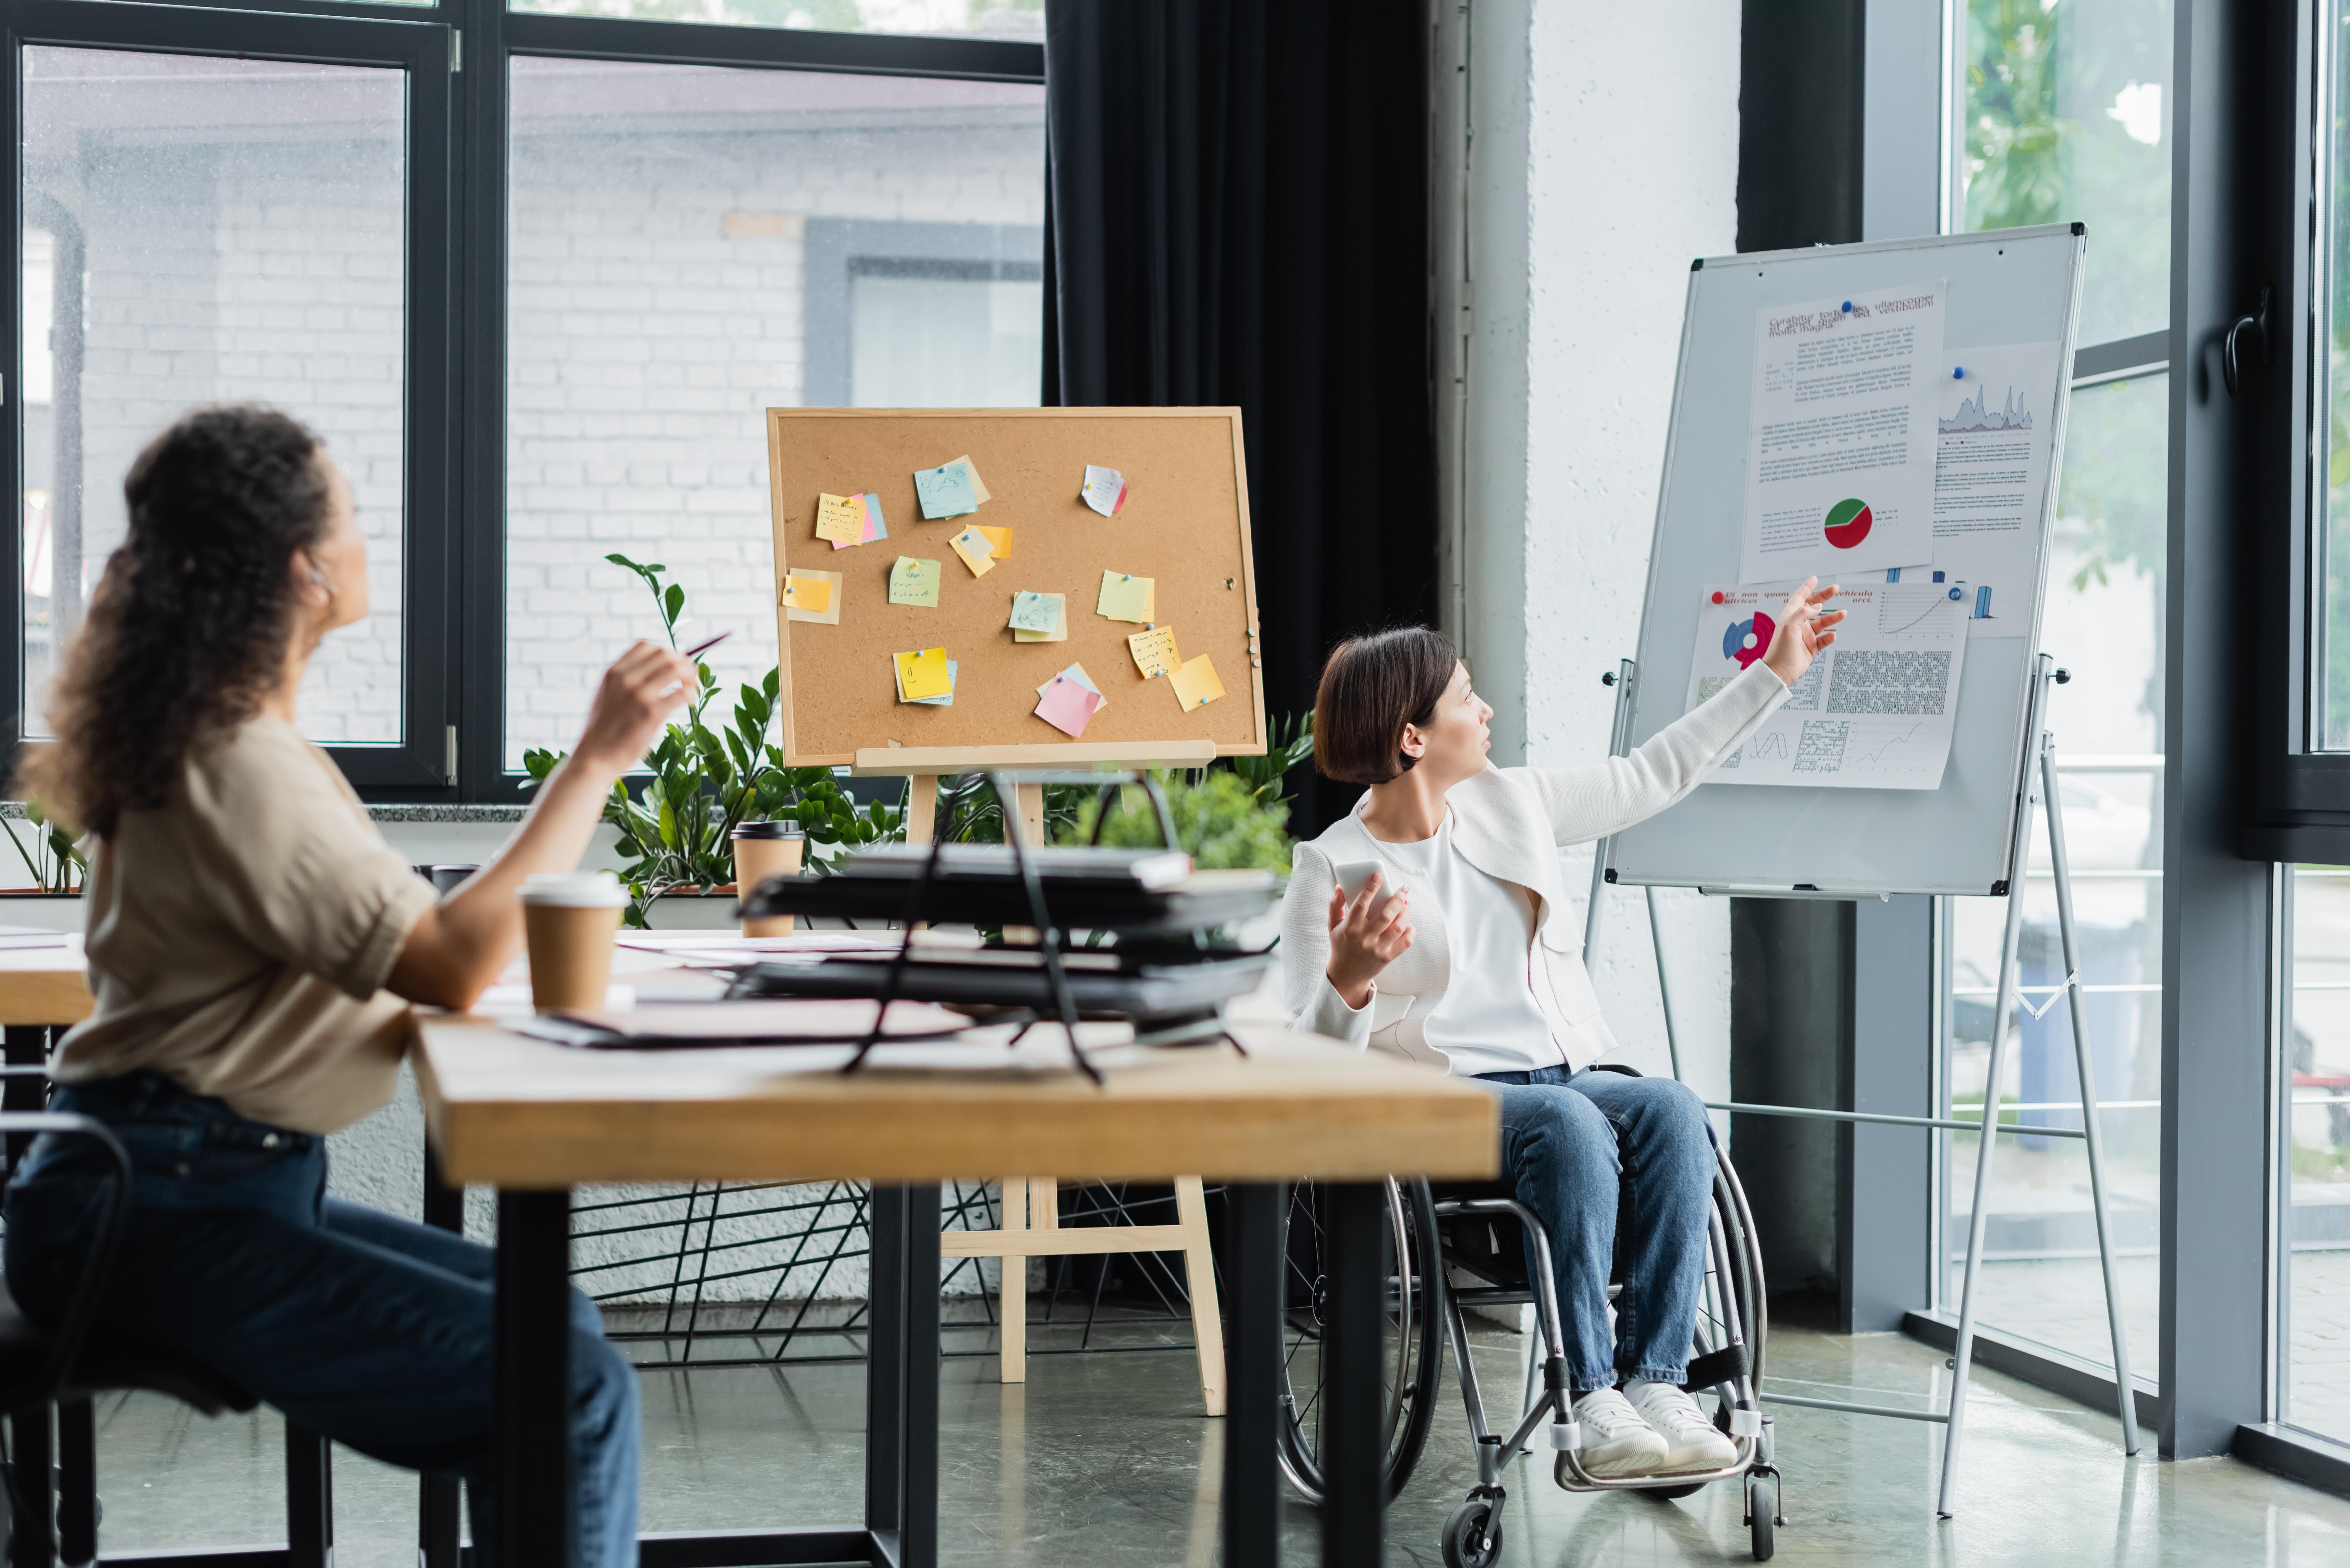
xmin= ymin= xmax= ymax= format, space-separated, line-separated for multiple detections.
xmin=1278 ymin=662 xmax=1791 ymax=1074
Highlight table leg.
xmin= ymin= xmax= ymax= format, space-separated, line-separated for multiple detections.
xmin=1222 ymin=1183 xmax=1284 ymax=1568
xmin=420 ymin=1150 xmax=463 ymax=1568
xmin=3 ymin=1026 xmax=50 ymax=1176
xmin=1322 ymin=1183 xmax=1386 ymax=1565
xmin=864 ymin=1185 xmax=941 ymax=1568
xmin=285 ymin=1423 xmax=332 ymax=1568
xmin=495 ymin=1189 xmax=573 ymax=1568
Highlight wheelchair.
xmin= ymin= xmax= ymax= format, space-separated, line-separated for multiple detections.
xmin=1274 ymin=1074 xmax=1783 ymax=1565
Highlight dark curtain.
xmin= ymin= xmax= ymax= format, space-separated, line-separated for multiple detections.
xmin=1042 ymin=0 xmax=1437 ymax=834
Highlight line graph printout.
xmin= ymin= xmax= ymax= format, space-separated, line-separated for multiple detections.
xmin=1740 ymin=281 xmax=1946 ymax=584
xmin=1929 ymin=340 xmax=2063 ymax=638
xmin=1685 ymin=582 xmax=1968 ymax=790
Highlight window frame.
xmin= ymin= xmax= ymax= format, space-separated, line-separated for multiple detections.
xmin=3 ymin=0 xmax=458 ymax=788
xmin=3 ymin=0 xmax=1044 ymax=804
xmin=458 ymin=0 xmax=1045 ymax=802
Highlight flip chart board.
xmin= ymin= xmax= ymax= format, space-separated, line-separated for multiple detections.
xmin=1607 ymin=226 xmax=2087 ymax=896
xmin=765 ymin=409 xmax=1268 ymax=767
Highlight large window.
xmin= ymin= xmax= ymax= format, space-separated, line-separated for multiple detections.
xmin=500 ymin=58 xmax=1043 ymax=765
xmin=1939 ymin=0 xmax=2172 ymax=1383
xmin=18 ymin=46 xmax=410 ymax=745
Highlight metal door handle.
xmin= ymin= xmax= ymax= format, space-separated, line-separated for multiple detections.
xmin=2223 ymin=286 xmax=2271 ymax=398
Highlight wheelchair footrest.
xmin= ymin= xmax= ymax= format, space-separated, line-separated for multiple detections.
xmin=1685 ymin=1343 xmax=1750 ymax=1390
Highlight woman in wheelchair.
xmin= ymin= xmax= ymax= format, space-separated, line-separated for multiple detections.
xmin=1279 ymin=580 xmax=1841 ymax=1482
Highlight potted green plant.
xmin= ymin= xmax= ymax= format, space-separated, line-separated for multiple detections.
xmin=0 ymin=801 xmax=88 ymax=931
xmin=523 ymin=554 xmax=904 ymax=928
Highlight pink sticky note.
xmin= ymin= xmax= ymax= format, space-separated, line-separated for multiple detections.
xmin=1034 ymin=675 xmax=1106 ymax=738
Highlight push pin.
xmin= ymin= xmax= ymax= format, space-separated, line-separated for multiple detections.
xmin=1840 ymin=300 xmax=1853 ymax=313
xmin=1952 ymin=366 xmax=1966 ymax=379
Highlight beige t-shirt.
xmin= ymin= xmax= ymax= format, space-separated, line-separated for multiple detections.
xmin=50 ymin=716 xmax=438 ymax=1135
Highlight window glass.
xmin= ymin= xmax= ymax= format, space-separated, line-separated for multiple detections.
xmin=503 ymin=58 xmax=1045 ymax=767
xmin=506 ymin=0 xmax=1043 ymax=40
xmin=18 ymin=47 xmax=408 ymax=745
xmin=1959 ymin=0 xmax=2173 ymax=346
xmin=2286 ymin=867 xmax=2350 ymax=1442
xmin=2315 ymin=3 xmax=2350 ymax=746
xmin=1942 ymin=371 xmax=2166 ymax=1381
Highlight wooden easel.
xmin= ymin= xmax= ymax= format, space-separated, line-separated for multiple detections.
xmin=866 ymin=743 xmax=1228 ymax=1415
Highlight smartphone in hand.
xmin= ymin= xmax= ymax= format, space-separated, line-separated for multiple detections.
xmin=1334 ymin=859 xmax=1402 ymax=922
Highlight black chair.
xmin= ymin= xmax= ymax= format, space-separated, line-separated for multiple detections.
xmin=0 ymin=1110 xmax=334 ymax=1568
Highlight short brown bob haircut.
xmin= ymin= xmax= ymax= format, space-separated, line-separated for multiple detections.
xmin=1313 ymin=627 xmax=1459 ymax=785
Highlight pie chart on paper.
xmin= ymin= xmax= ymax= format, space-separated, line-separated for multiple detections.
xmin=1723 ymin=611 xmax=1775 ymax=671
xmin=1822 ymin=498 xmax=1874 ymax=550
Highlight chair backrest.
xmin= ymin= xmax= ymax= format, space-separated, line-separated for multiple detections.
xmin=0 ymin=1112 xmax=132 ymax=1409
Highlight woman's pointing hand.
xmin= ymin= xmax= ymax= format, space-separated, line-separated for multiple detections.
xmin=1762 ymin=576 xmax=1845 ymax=689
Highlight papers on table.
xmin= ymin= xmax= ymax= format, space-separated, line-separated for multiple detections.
xmin=1686 ymin=582 xmax=1967 ymax=790
xmin=1741 ymin=282 xmax=1945 ymax=583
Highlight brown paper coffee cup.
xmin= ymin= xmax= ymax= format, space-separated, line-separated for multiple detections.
xmin=520 ymin=874 xmax=627 ymax=1013
xmin=732 ymin=823 xmax=805 ymax=938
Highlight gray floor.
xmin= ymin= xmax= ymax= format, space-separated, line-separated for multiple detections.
xmin=71 ymin=1316 xmax=2350 ymax=1566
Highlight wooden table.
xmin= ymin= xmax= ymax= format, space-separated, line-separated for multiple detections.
xmin=414 ymin=1018 xmax=1497 ymax=1568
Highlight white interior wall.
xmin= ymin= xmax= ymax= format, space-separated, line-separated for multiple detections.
xmin=1457 ymin=0 xmax=1745 ymax=1114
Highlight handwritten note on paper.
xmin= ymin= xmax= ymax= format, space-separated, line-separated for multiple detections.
xmin=893 ymin=648 xmax=953 ymax=703
xmin=781 ymin=568 xmax=842 ymax=626
xmin=914 ymin=463 xmax=978 ymax=520
xmin=859 ymin=492 xmax=889 ymax=544
xmin=1170 ymin=654 xmax=1225 ymax=712
xmin=1096 ymin=570 xmax=1155 ymax=623
xmin=1008 ymin=591 xmax=1062 ymax=634
xmin=1081 ymin=465 xmax=1127 ymax=518
xmin=974 ymin=525 xmax=1012 ymax=559
xmin=1035 ymin=672 xmax=1106 ymax=738
xmin=1011 ymin=592 xmax=1069 ymax=643
xmin=1127 ymin=625 xmax=1181 ymax=679
xmin=946 ymin=455 xmax=992 ymax=505
xmin=888 ymin=556 xmax=942 ymax=608
xmin=816 ymin=493 xmax=866 ymax=546
xmin=949 ymin=527 xmax=997 ymax=578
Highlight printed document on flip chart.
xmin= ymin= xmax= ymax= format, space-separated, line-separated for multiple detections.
xmin=1924 ymin=341 xmax=2064 ymax=639
xmin=1685 ymin=582 xmax=1968 ymax=790
xmin=1740 ymin=282 xmax=1946 ymax=584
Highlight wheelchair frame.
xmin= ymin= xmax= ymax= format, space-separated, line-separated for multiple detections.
xmin=1426 ymin=1145 xmax=1785 ymax=1564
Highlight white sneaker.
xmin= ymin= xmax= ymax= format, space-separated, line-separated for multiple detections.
xmin=1626 ymin=1380 xmax=1740 ymax=1473
xmin=1557 ymin=1387 xmax=1668 ymax=1482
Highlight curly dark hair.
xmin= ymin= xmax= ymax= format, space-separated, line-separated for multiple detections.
xmin=19 ymin=405 xmax=333 ymax=838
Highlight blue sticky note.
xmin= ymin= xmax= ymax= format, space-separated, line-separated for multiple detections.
xmin=914 ymin=463 xmax=977 ymax=520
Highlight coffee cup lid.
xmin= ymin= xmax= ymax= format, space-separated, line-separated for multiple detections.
xmin=731 ymin=819 xmax=804 ymax=840
xmin=519 ymin=872 xmax=630 ymax=908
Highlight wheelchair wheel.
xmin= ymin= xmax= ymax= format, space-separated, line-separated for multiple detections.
xmin=1440 ymin=1496 xmax=1501 ymax=1568
xmin=1274 ymin=1176 xmax=1443 ymax=1505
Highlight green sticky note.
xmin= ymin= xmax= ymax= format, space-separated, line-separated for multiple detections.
xmin=888 ymin=556 xmax=942 ymax=608
xmin=1096 ymin=570 xmax=1155 ymax=624
xmin=1008 ymin=591 xmax=1062 ymax=634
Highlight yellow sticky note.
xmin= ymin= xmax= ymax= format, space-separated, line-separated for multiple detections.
xmin=781 ymin=568 xmax=842 ymax=625
xmin=975 ymin=525 xmax=1013 ymax=559
xmin=893 ymin=647 xmax=951 ymax=702
xmin=1127 ymin=625 xmax=1181 ymax=679
xmin=1170 ymin=654 xmax=1224 ymax=712
xmin=949 ymin=527 xmax=997 ymax=578
xmin=1012 ymin=592 xmax=1069 ymax=643
xmin=815 ymin=492 xmax=865 ymax=545
xmin=888 ymin=556 xmax=942 ymax=608
xmin=1096 ymin=570 xmax=1155 ymax=623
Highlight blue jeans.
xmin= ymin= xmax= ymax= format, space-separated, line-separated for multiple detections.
xmin=3 ymin=1072 xmax=640 ymax=1568
xmin=1477 ymin=1065 xmax=1718 ymax=1392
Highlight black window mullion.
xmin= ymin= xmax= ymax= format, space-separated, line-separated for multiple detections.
xmin=456 ymin=0 xmax=511 ymax=801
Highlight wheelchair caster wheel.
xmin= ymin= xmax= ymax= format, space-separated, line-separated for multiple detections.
xmin=1442 ymin=1497 xmax=1502 ymax=1568
xmin=1746 ymin=1469 xmax=1779 ymax=1561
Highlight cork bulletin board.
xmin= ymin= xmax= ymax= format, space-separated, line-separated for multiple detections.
xmin=765 ymin=408 xmax=1268 ymax=767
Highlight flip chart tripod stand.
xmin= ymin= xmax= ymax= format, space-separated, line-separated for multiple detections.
xmin=1582 ymin=651 xmax=2140 ymax=1516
